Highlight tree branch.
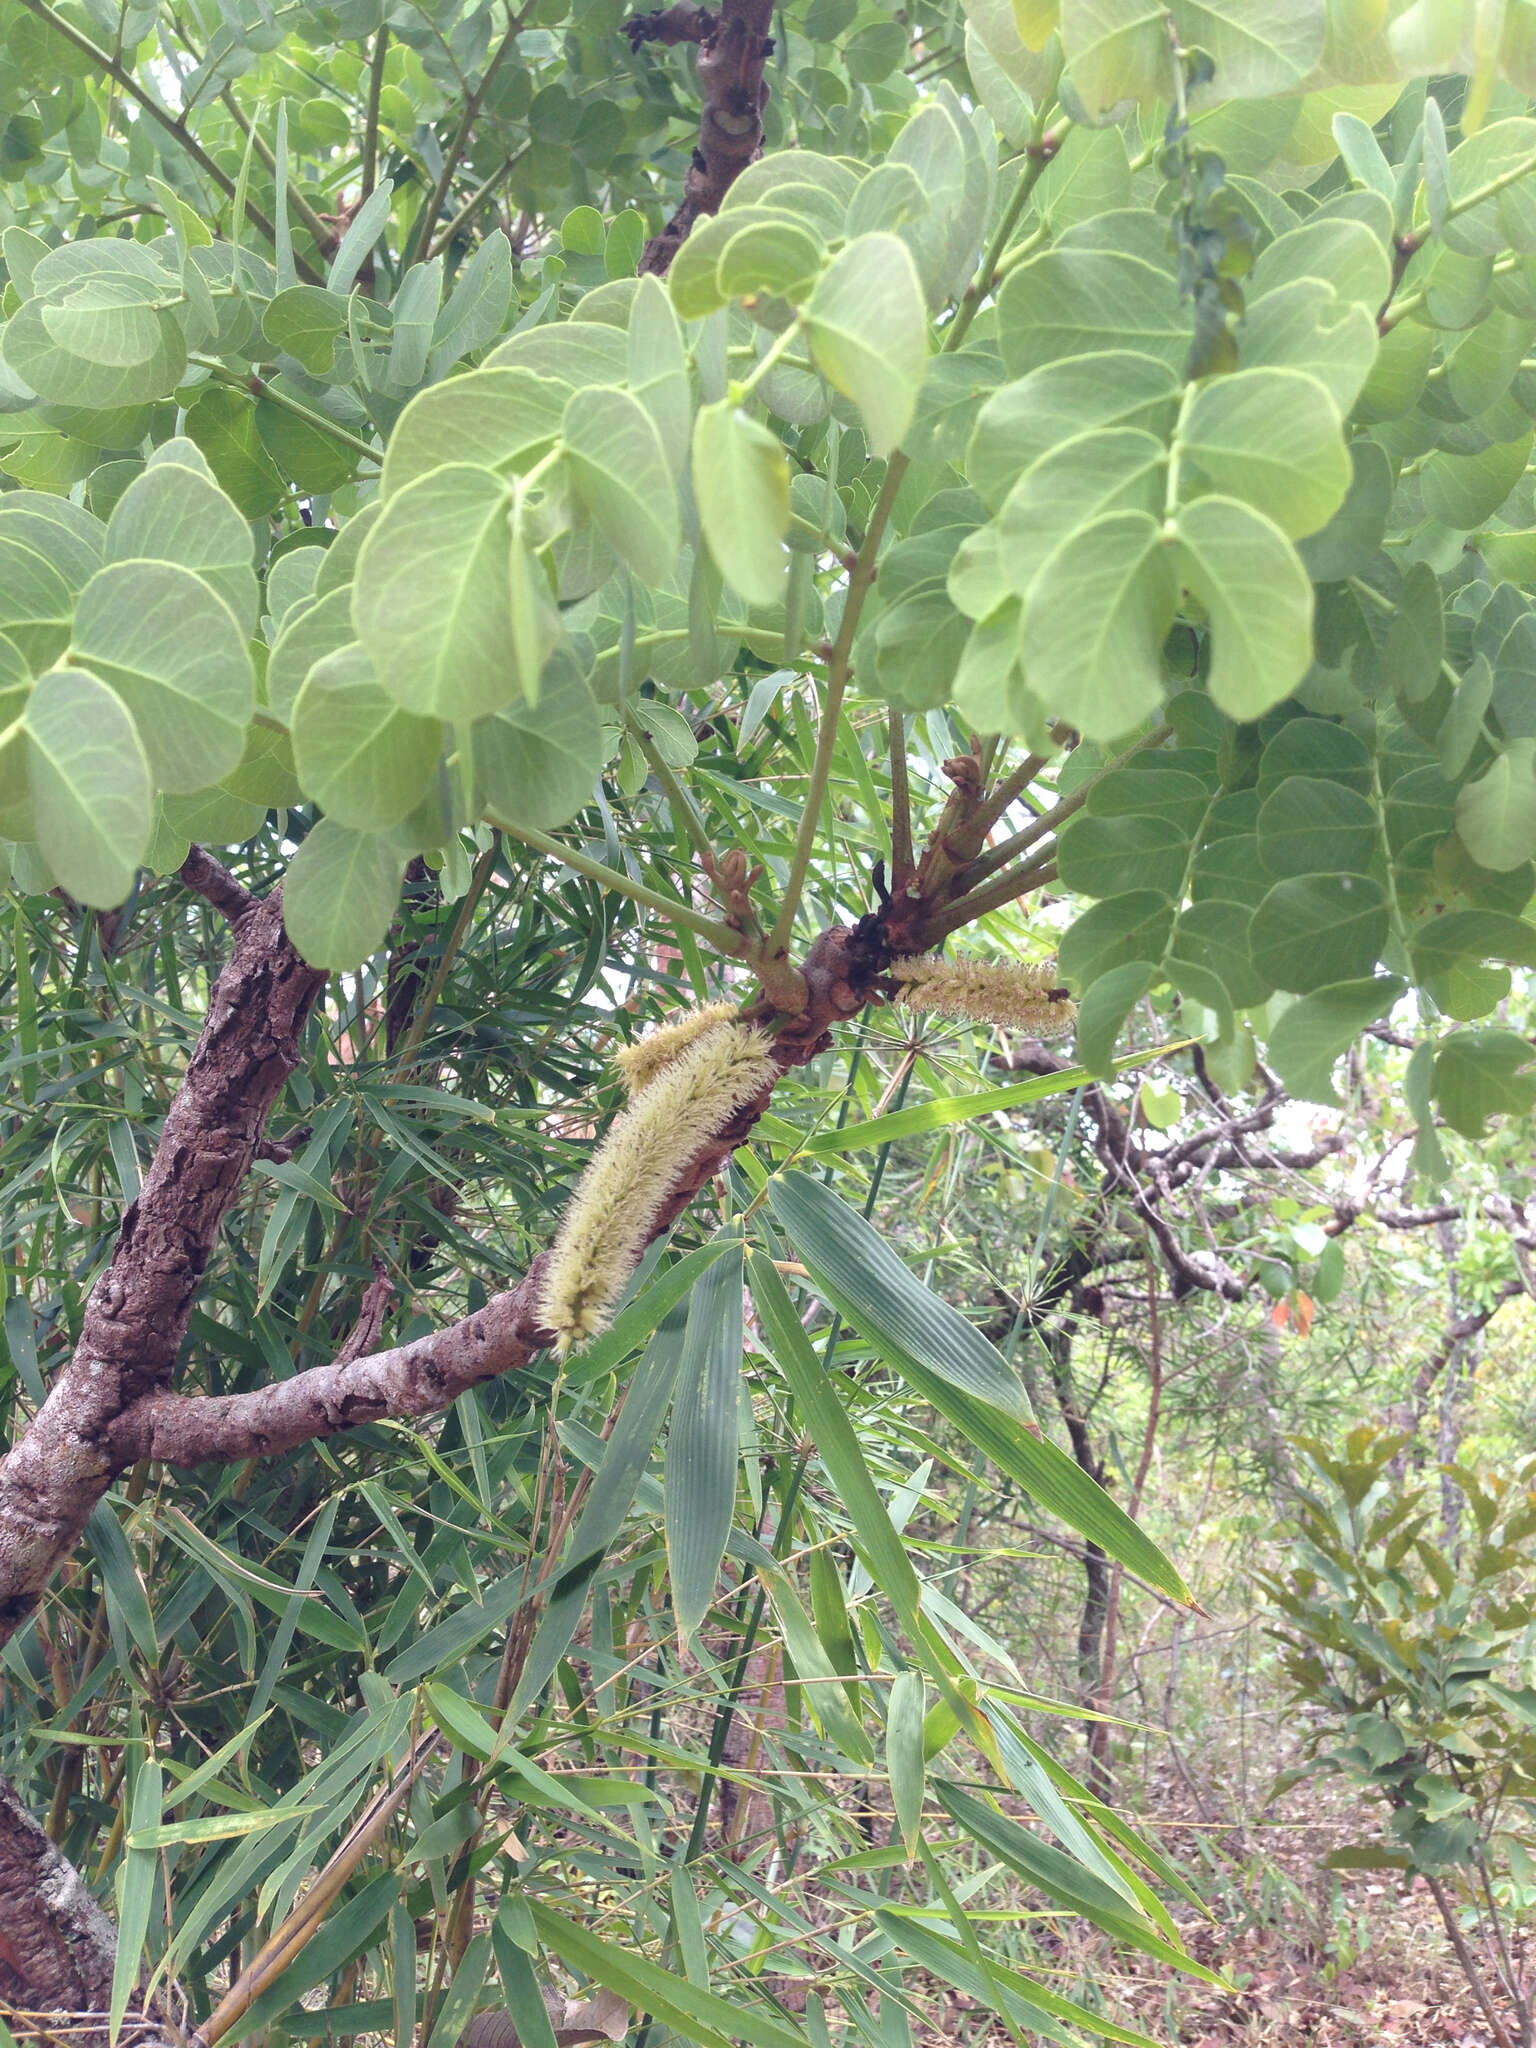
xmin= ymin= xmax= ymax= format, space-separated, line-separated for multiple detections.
xmin=0 ymin=1775 xmax=118 ymax=2016
xmin=634 ymin=0 xmax=775 ymax=275
xmin=0 ymin=882 xmax=326 ymax=1646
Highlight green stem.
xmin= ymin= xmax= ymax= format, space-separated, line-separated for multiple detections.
xmin=489 ymin=813 xmax=749 ymax=955
xmin=731 ymin=316 xmax=807 ymax=404
xmin=946 ymin=111 xmax=1068 ymax=353
xmin=889 ymin=710 xmax=914 ymax=888
xmin=361 ymin=25 xmax=390 ymax=202
xmin=391 ymin=839 xmax=500 ymax=1068
xmin=11 ymin=0 xmax=323 ymax=284
xmin=189 ymin=357 xmax=381 ymax=463
xmin=764 ymin=459 xmax=901 ymax=956
xmin=423 ymin=144 xmax=530 ymax=262
xmin=1386 ymin=249 xmax=1519 ymax=328
xmin=406 ymin=4 xmax=526 ymax=267
xmin=1442 ymin=144 xmax=1536 ymax=228
xmin=623 ymin=708 xmax=718 ymax=869
xmin=218 ymin=89 xmax=336 ymax=256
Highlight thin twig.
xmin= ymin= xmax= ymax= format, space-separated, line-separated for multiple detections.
xmin=14 ymin=0 xmax=324 ymax=284
xmin=361 ymin=24 xmax=389 ymax=201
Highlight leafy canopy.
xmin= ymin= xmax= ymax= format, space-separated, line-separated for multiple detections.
xmin=4 ymin=2 xmax=1536 ymax=1141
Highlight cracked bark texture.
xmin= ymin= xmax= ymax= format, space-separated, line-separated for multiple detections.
xmin=633 ymin=0 xmax=775 ymax=275
xmin=0 ymin=866 xmax=326 ymax=1645
xmin=0 ymin=1772 xmax=118 ymax=2011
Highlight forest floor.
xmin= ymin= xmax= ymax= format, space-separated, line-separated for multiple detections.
xmin=1087 ymin=1770 xmax=1528 ymax=2046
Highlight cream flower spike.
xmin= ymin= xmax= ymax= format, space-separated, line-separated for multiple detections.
xmin=890 ymin=953 xmax=1076 ymax=1038
xmin=613 ymin=1001 xmax=736 ymax=1096
xmin=541 ymin=1022 xmax=777 ymax=1352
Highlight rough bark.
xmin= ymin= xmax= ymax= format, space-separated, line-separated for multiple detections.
xmin=0 ymin=1772 xmax=118 ymax=2013
xmin=0 ymin=859 xmax=325 ymax=1643
xmin=631 ymin=0 xmax=775 ymax=274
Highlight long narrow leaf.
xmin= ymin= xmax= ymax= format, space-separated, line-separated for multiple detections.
xmin=666 ymin=1240 xmax=744 ymax=1648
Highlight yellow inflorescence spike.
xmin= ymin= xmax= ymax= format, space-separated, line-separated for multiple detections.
xmin=541 ymin=1023 xmax=778 ymax=1352
xmin=890 ymin=953 xmax=1076 ymax=1038
xmin=613 ymin=1002 xmax=737 ymax=1096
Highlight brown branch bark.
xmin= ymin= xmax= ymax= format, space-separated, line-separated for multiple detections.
xmin=0 ymin=1774 xmax=118 ymax=2014
xmin=0 ymin=879 xmax=326 ymax=1644
xmin=634 ymin=0 xmax=775 ymax=275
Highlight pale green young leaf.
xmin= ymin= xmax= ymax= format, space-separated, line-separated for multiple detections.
xmin=380 ymin=368 xmax=567 ymax=499
xmin=1023 ymin=509 xmax=1177 ymax=741
xmin=476 ymin=647 xmax=604 ymax=831
xmin=353 ymin=463 xmax=524 ymax=720
xmin=104 ymin=461 xmax=260 ymax=635
xmin=291 ymin=643 xmax=442 ymax=830
xmin=805 ymin=232 xmax=928 ymax=457
xmin=70 ymin=561 xmax=253 ymax=793
xmin=563 ymin=385 xmax=680 ymax=584
xmin=283 ymin=819 xmax=408 ymax=970
xmin=1178 ymin=368 xmax=1350 ymax=539
xmin=966 ymin=350 xmax=1181 ymax=513
xmin=25 ymin=667 xmax=152 ymax=905
xmin=692 ymin=400 xmax=791 ymax=605
xmin=1173 ymin=496 xmax=1313 ymax=721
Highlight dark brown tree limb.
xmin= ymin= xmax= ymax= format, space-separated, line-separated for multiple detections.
xmin=0 ymin=1772 xmax=118 ymax=2013
xmin=0 ymin=881 xmax=325 ymax=1645
xmin=634 ymin=0 xmax=775 ymax=275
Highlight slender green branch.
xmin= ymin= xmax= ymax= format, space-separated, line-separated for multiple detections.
xmin=489 ymin=813 xmax=749 ymax=955
xmin=764 ymin=457 xmax=904 ymax=956
xmin=362 ymin=24 xmax=390 ymax=202
xmin=952 ymin=722 xmax=1173 ymax=897
xmin=731 ymin=316 xmax=807 ymax=403
xmin=218 ymin=88 xmax=335 ymax=255
xmin=1443 ymin=144 xmax=1536 ymax=229
xmin=958 ymin=745 xmax=1052 ymax=853
xmin=391 ymin=838 xmax=500 ymax=1068
xmin=406 ymin=4 xmax=525 ymax=267
xmin=423 ymin=144 xmax=530 ymax=262
xmin=927 ymin=855 xmax=1058 ymax=939
xmin=623 ymin=708 xmax=717 ymax=869
xmin=946 ymin=111 xmax=1068 ymax=353
xmin=13 ymin=0 xmax=325 ymax=284
xmin=190 ymin=357 xmax=381 ymax=463
xmin=889 ymin=711 xmax=914 ymax=888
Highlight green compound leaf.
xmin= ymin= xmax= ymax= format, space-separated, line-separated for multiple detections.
xmin=380 ymin=367 xmax=567 ymax=499
xmin=283 ymin=819 xmax=408 ymax=972
xmin=1257 ymin=776 xmax=1379 ymax=879
xmin=1177 ymin=367 xmax=1350 ymax=540
xmin=70 ymin=561 xmax=254 ymax=793
xmin=104 ymin=456 xmax=260 ymax=636
xmin=965 ymin=351 xmax=1180 ymax=513
xmin=692 ymin=400 xmax=791 ymax=606
xmin=1457 ymin=740 xmax=1536 ymax=869
xmin=291 ymin=642 xmax=442 ymax=831
xmin=476 ymin=650 xmax=605 ymax=832
xmin=998 ymin=243 xmax=1189 ymax=380
xmin=25 ymin=666 xmax=152 ymax=906
xmin=563 ymin=384 xmax=680 ymax=586
xmin=1172 ymin=496 xmax=1313 ymax=722
xmin=805 ymin=231 xmax=928 ymax=457
xmin=1250 ymin=872 xmax=1388 ymax=993
xmin=1267 ymin=974 xmax=1407 ymax=1105
xmin=353 ymin=463 xmax=526 ymax=721
xmin=1023 ymin=509 xmax=1177 ymax=742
